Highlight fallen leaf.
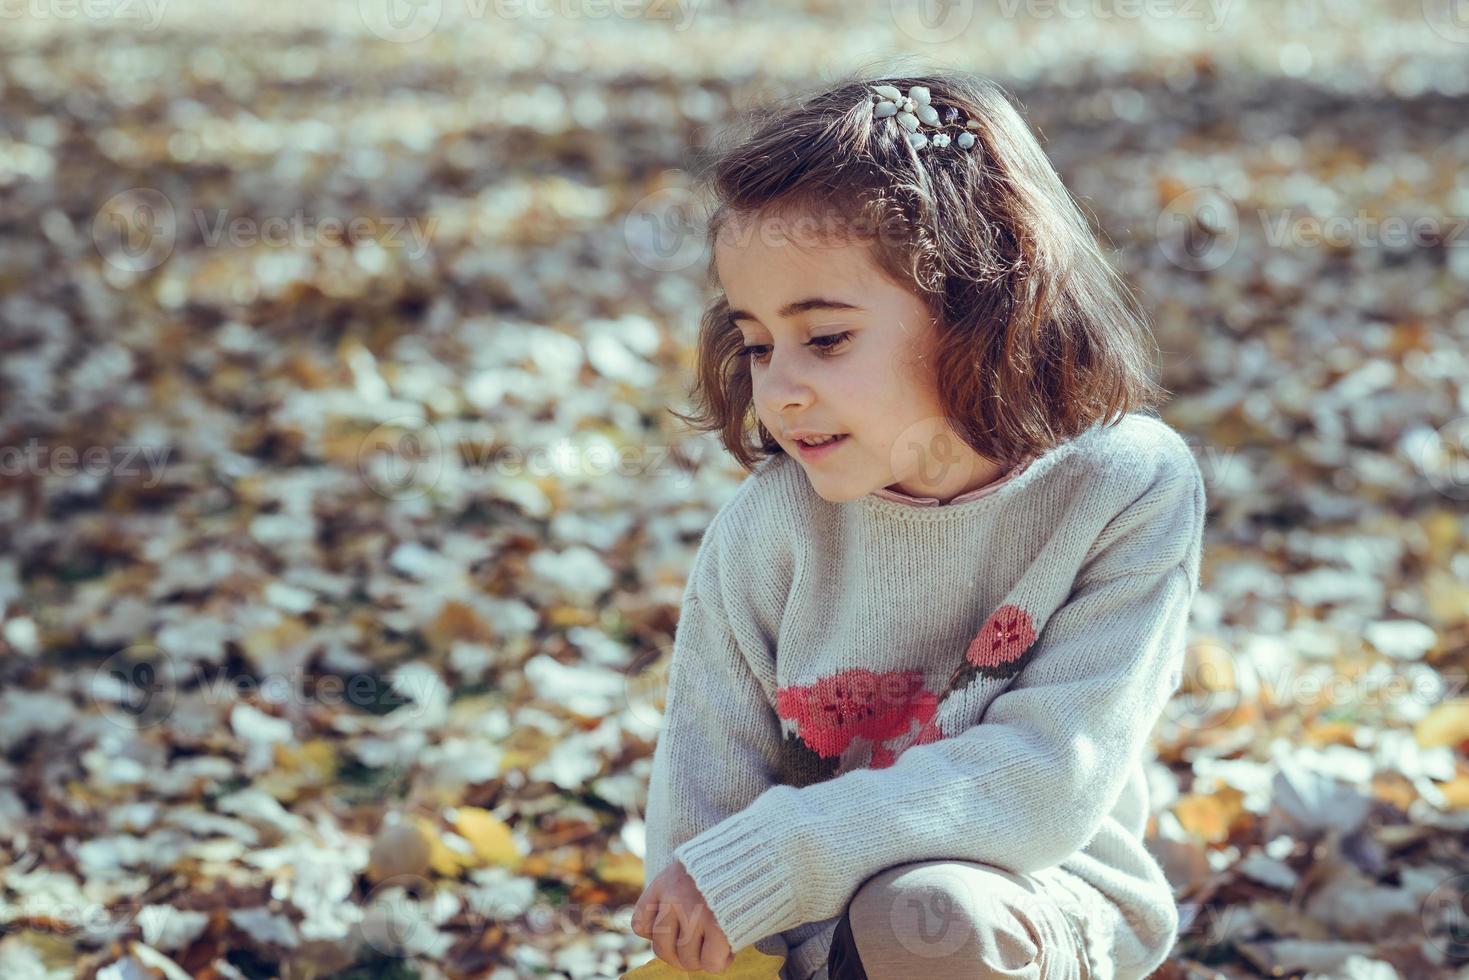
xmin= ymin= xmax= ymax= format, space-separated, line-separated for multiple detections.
xmin=621 ymin=944 xmax=786 ymax=979
xmin=1173 ymin=786 xmax=1246 ymax=844
xmin=448 ymin=806 xmax=521 ymax=868
xmin=408 ymin=815 xmax=474 ymax=878
xmin=595 ymin=849 xmax=645 ymax=887
xmin=1414 ymin=699 xmax=1469 ymax=750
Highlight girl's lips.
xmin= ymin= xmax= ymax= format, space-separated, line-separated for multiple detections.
xmin=795 ymin=433 xmax=849 ymax=460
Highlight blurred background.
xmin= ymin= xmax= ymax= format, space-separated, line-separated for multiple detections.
xmin=3 ymin=1 xmax=1469 ymax=977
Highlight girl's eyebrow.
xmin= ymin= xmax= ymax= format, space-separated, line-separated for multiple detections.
xmin=728 ymin=298 xmax=866 ymax=324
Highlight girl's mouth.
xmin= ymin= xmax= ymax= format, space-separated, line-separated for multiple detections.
xmin=795 ymin=433 xmax=849 ymax=460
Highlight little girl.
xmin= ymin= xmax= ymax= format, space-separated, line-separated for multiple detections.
xmin=632 ymin=67 xmax=1207 ymax=980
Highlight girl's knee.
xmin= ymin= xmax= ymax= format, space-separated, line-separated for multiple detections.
xmin=844 ymin=861 xmax=1042 ymax=978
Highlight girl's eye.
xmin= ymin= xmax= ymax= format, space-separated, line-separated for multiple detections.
xmin=739 ymin=331 xmax=853 ymax=364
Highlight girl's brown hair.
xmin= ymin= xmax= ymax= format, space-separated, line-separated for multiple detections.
xmin=669 ymin=60 xmax=1169 ymax=473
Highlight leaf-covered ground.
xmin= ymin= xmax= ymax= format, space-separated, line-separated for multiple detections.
xmin=2 ymin=2 xmax=1468 ymax=978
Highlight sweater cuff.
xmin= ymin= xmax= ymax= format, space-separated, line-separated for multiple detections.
xmin=672 ymin=805 xmax=802 ymax=953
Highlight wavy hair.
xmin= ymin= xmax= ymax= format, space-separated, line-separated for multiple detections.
xmin=669 ymin=60 xmax=1168 ymax=472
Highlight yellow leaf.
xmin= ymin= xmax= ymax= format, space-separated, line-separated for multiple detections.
xmin=1415 ymin=699 xmax=1469 ymax=749
xmin=239 ymin=616 xmax=312 ymax=666
xmin=1173 ymin=786 xmax=1244 ymax=844
xmin=1424 ymin=570 xmax=1469 ymax=628
xmin=1438 ymin=773 xmax=1469 ymax=810
xmin=275 ymin=739 xmax=338 ymax=781
xmin=447 ymin=694 xmax=502 ymax=726
xmin=1422 ymin=508 xmax=1462 ymax=562
xmin=1370 ymin=772 xmax=1418 ymax=813
xmin=499 ymin=744 xmax=548 ymax=773
xmin=621 ymin=944 xmax=785 ymax=979
xmin=449 ymin=807 xmax=520 ymax=868
xmin=1182 ymin=638 xmax=1236 ymax=694
xmin=409 ymin=815 xmax=473 ymax=878
xmin=595 ymin=849 xmax=645 ymax=888
xmin=547 ymin=604 xmax=597 ymax=628
xmin=1304 ymin=720 xmax=1357 ymax=747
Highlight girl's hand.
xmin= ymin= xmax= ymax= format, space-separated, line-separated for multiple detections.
xmin=631 ymin=860 xmax=735 ymax=974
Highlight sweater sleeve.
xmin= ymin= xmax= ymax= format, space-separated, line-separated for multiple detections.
xmin=673 ymin=463 xmax=1207 ymax=954
xmin=641 ymin=513 xmax=801 ymax=962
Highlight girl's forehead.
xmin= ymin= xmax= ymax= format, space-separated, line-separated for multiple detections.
xmin=714 ymin=228 xmax=878 ymax=284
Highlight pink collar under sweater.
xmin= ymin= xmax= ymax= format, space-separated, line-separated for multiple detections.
xmin=868 ymin=454 xmax=1037 ymax=507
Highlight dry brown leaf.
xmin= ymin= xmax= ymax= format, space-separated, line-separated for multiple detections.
xmin=367 ymin=822 xmax=432 ymax=883
xmin=425 ymin=599 xmax=495 ymax=654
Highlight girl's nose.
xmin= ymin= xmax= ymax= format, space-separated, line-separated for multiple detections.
xmin=760 ymin=355 xmax=815 ymax=414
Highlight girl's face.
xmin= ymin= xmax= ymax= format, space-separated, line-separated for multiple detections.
xmin=715 ymin=220 xmax=1006 ymax=504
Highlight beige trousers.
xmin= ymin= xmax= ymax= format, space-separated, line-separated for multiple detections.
xmin=825 ymin=860 xmax=1101 ymax=980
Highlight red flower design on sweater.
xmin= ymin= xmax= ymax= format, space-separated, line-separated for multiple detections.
xmin=779 ymin=604 xmax=1040 ymax=776
xmin=869 ymin=713 xmax=946 ymax=769
xmin=776 ymin=668 xmax=937 ymax=759
xmin=964 ymin=603 xmax=1037 ymax=676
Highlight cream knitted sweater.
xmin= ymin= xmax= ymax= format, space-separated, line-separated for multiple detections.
xmin=643 ymin=412 xmax=1207 ymax=980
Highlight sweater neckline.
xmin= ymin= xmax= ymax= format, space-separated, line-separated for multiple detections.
xmin=871 ymin=453 xmax=1037 ymax=507
xmin=856 ymin=429 xmax=1090 ymax=521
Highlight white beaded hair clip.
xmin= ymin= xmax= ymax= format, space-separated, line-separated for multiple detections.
xmin=870 ymin=84 xmax=980 ymax=153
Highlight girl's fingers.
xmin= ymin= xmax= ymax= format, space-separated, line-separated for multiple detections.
xmin=630 ymin=892 xmax=654 ymax=937
xmin=698 ymin=927 xmax=734 ymax=974
xmin=648 ymin=901 xmax=683 ymax=969
xmin=672 ymin=899 xmax=705 ymax=975
xmin=673 ymin=912 xmax=705 ymax=973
